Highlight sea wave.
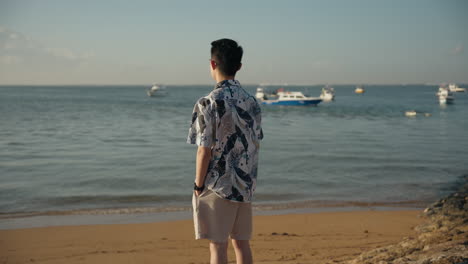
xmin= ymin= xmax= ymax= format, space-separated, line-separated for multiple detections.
xmin=41 ymin=194 xmax=191 ymax=205
xmin=0 ymin=199 xmax=428 ymax=220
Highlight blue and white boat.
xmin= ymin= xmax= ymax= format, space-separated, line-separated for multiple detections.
xmin=256 ymin=87 xmax=322 ymax=106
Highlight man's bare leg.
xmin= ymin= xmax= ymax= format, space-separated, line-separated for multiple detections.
xmin=231 ymin=239 xmax=253 ymax=264
xmin=210 ymin=241 xmax=228 ymax=264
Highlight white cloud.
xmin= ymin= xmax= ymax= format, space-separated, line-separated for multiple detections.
xmin=0 ymin=26 xmax=92 ymax=65
xmin=46 ymin=47 xmax=80 ymax=61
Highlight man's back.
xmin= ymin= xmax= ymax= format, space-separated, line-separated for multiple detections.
xmin=188 ymin=79 xmax=263 ymax=202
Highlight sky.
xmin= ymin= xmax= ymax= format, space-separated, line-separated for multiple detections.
xmin=0 ymin=0 xmax=467 ymax=85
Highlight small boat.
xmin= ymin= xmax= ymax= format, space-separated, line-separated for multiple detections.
xmin=255 ymin=87 xmax=267 ymax=100
xmin=404 ymin=110 xmax=431 ymax=117
xmin=147 ymin=84 xmax=166 ymax=97
xmin=355 ymin=86 xmax=365 ymax=94
xmin=436 ymin=85 xmax=455 ymax=104
xmin=320 ymin=86 xmax=335 ymax=101
xmin=448 ymin=83 xmax=466 ymax=93
xmin=256 ymin=87 xmax=322 ymax=106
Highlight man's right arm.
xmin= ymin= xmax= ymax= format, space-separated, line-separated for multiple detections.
xmin=195 ymin=146 xmax=211 ymax=196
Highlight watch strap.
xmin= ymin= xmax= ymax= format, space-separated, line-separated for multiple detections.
xmin=194 ymin=182 xmax=205 ymax=192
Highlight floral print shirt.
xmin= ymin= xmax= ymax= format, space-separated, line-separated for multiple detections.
xmin=187 ymin=80 xmax=263 ymax=202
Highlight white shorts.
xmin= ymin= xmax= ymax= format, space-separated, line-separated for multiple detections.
xmin=192 ymin=189 xmax=252 ymax=242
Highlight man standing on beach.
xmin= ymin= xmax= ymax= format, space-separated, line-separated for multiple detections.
xmin=187 ymin=38 xmax=263 ymax=264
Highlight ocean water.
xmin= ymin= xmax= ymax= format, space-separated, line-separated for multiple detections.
xmin=0 ymin=84 xmax=467 ymax=219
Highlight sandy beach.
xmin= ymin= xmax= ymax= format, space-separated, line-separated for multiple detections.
xmin=0 ymin=209 xmax=423 ymax=264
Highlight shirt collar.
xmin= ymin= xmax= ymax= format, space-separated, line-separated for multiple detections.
xmin=214 ymin=79 xmax=240 ymax=90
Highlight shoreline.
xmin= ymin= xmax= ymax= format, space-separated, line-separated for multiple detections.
xmin=0 ymin=200 xmax=427 ymax=230
xmin=0 ymin=206 xmax=425 ymax=231
xmin=0 ymin=198 xmax=430 ymax=219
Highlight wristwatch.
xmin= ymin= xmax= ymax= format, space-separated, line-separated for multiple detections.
xmin=194 ymin=182 xmax=205 ymax=192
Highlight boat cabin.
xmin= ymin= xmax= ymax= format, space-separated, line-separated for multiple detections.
xmin=277 ymin=91 xmax=308 ymax=100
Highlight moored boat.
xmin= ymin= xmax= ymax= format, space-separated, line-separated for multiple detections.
xmin=320 ymin=86 xmax=335 ymax=101
xmin=405 ymin=110 xmax=432 ymax=117
xmin=355 ymin=86 xmax=365 ymax=94
xmin=448 ymin=83 xmax=466 ymax=93
xmin=436 ymin=85 xmax=455 ymax=104
xmin=147 ymin=84 xmax=166 ymax=97
xmin=256 ymin=88 xmax=322 ymax=106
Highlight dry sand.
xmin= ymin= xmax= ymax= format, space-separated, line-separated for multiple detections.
xmin=0 ymin=210 xmax=423 ymax=264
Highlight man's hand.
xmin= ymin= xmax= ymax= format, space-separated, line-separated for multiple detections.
xmin=194 ymin=190 xmax=202 ymax=197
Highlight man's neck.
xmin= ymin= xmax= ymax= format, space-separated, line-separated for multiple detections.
xmin=214 ymin=73 xmax=236 ymax=84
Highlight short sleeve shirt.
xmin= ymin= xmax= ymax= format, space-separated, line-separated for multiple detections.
xmin=187 ymin=80 xmax=263 ymax=202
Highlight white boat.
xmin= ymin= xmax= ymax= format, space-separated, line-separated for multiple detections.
xmin=320 ymin=86 xmax=335 ymax=101
xmin=355 ymin=86 xmax=365 ymax=94
xmin=147 ymin=84 xmax=166 ymax=97
xmin=436 ymin=86 xmax=455 ymax=104
xmin=256 ymin=87 xmax=322 ymax=106
xmin=404 ymin=110 xmax=431 ymax=117
xmin=255 ymin=87 xmax=267 ymax=100
xmin=448 ymin=83 xmax=466 ymax=93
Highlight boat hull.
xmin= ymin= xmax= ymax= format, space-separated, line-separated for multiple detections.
xmin=147 ymin=90 xmax=166 ymax=97
xmin=439 ymin=97 xmax=454 ymax=104
xmin=450 ymin=88 xmax=466 ymax=93
xmin=320 ymin=94 xmax=334 ymax=101
xmin=261 ymin=99 xmax=322 ymax=106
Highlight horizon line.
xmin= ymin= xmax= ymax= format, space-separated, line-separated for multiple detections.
xmin=0 ymin=82 xmax=464 ymax=87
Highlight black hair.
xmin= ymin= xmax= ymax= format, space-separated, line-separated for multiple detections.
xmin=210 ymin=38 xmax=243 ymax=76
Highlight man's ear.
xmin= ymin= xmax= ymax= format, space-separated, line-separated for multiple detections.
xmin=237 ymin=63 xmax=242 ymax=72
xmin=210 ymin=60 xmax=217 ymax=70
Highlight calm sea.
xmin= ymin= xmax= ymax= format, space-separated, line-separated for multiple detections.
xmin=1 ymin=84 xmax=467 ymax=220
